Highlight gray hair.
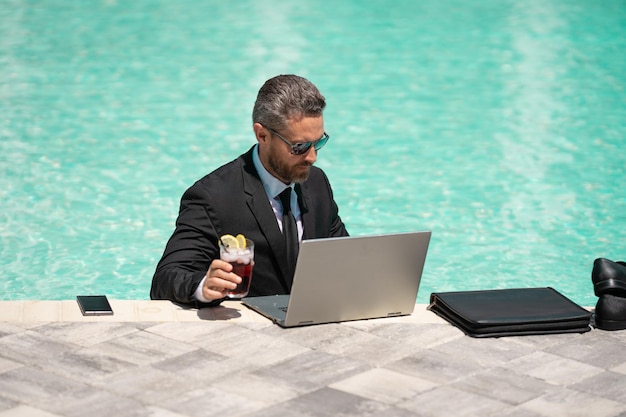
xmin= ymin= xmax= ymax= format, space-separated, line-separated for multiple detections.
xmin=252 ymin=74 xmax=326 ymax=131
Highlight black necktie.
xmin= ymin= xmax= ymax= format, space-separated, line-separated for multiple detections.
xmin=278 ymin=187 xmax=299 ymax=284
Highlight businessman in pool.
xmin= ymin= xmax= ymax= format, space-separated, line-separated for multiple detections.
xmin=151 ymin=74 xmax=349 ymax=307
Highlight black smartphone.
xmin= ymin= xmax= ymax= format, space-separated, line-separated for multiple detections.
xmin=76 ymin=295 xmax=114 ymax=316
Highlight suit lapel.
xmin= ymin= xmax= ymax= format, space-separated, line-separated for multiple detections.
xmin=296 ymin=182 xmax=314 ymax=240
xmin=241 ymin=150 xmax=292 ymax=292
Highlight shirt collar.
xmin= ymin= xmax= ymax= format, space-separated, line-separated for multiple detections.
xmin=252 ymin=144 xmax=293 ymax=198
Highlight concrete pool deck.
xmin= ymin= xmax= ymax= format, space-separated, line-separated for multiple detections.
xmin=1 ymin=300 xmax=625 ymax=417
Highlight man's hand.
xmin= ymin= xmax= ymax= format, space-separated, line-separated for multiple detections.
xmin=202 ymin=259 xmax=242 ymax=301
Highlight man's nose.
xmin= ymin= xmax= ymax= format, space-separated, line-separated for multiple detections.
xmin=303 ymin=146 xmax=317 ymax=163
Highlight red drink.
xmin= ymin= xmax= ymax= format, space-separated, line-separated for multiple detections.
xmin=228 ymin=261 xmax=254 ymax=297
xmin=220 ymin=237 xmax=255 ymax=298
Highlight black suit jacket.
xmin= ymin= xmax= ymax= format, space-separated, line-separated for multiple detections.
xmin=150 ymin=146 xmax=348 ymax=306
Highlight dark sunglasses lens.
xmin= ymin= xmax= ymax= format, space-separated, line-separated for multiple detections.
xmin=291 ymin=142 xmax=312 ymax=155
xmin=290 ymin=134 xmax=328 ymax=155
xmin=314 ymin=135 xmax=329 ymax=150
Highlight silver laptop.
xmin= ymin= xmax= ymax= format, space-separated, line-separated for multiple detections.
xmin=242 ymin=230 xmax=431 ymax=327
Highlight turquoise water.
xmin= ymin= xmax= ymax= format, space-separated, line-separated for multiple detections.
xmin=1 ymin=1 xmax=625 ymax=306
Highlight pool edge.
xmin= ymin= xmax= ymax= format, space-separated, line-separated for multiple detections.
xmin=0 ymin=300 xmax=447 ymax=324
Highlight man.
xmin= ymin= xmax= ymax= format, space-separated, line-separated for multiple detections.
xmin=151 ymin=74 xmax=349 ymax=307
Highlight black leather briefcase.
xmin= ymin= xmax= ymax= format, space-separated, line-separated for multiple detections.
xmin=428 ymin=287 xmax=591 ymax=338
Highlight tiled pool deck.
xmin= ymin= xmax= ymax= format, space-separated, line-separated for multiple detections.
xmin=1 ymin=300 xmax=625 ymax=417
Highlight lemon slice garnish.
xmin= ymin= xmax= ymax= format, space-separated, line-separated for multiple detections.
xmin=236 ymin=234 xmax=247 ymax=249
xmin=220 ymin=234 xmax=239 ymax=249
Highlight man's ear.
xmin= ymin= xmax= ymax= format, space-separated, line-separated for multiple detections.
xmin=253 ymin=123 xmax=269 ymax=144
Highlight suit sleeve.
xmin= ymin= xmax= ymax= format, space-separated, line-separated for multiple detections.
xmin=322 ymin=171 xmax=349 ymax=238
xmin=150 ymin=183 xmax=222 ymax=307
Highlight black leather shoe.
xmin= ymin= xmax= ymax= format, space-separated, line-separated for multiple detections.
xmin=592 ymin=258 xmax=626 ymax=297
xmin=594 ymin=294 xmax=626 ymax=331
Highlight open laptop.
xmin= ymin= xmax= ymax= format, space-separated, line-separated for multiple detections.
xmin=242 ymin=230 xmax=431 ymax=327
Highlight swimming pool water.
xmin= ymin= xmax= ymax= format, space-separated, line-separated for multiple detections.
xmin=1 ymin=0 xmax=625 ymax=306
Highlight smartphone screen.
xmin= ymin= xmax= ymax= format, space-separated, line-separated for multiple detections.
xmin=76 ymin=295 xmax=114 ymax=316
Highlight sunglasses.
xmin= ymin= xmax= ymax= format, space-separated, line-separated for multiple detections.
xmin=265 ymin=126 xmax=329 ymax=155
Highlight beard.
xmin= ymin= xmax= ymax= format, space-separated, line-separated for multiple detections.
xmin=267 ymin=151 xmax=312 ymax=184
